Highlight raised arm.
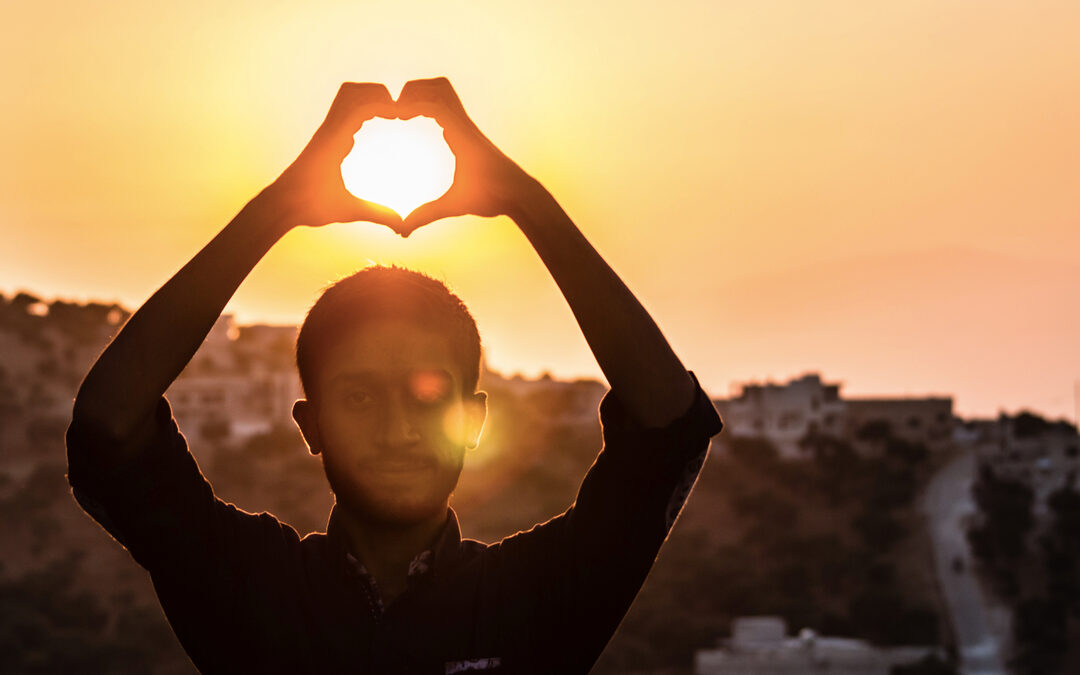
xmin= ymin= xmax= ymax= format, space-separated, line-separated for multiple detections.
xmin=72 ymin=83 xmax=400 ymax=461
xmin=396 ymin=78 xmax=695 ymax=427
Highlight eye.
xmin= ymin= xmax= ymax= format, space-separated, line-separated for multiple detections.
xmin=345 ymin=390 xmax=374 ymax=406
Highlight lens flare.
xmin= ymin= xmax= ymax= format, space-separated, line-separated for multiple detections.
xmin=410 ymin=369 xmax=452 ymax=404
xmin=340 ymin=118 xmax=456 ymax=218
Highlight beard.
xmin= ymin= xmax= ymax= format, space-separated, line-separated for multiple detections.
xmin=321 ymin=453 xmax=464 ymax=527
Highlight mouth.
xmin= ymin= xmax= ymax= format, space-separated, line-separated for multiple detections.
xmin=370 ymin=457 xmax=438 ymax=473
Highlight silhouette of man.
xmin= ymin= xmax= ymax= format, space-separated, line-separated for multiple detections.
xmin=67 ymin=79 xmax=722 ymax=674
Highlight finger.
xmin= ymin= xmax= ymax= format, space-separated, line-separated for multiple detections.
xmin=397 ymin=79 xmax=484 ymax=157
xmin=401 ymin=196 xmax=459 ymax=236
xmin=396 ymin=77 xmax=468 ymax=124
xmin=313 ymin=82 xmax=396 ymax=157
xmin=328 ymin=82 xmax=397 ymax=126
xmin=344 ymin=196 xmax=403 ymax=229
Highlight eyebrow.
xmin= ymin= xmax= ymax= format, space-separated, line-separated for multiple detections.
xmin=327 ymin=372 xmax=382 ymax=388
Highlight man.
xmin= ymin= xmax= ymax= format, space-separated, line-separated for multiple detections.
xmin=68 ymin=78 xmax=722 ymax=674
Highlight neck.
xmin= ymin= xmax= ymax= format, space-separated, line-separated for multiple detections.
xmin=332 ymin=504 xmax=448 ymax=585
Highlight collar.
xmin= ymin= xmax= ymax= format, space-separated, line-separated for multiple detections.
xmin=326 ymin=505 xmax=464 ymax=581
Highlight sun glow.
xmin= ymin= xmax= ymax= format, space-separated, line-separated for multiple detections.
xmin=340 ymin=118 xmax=456 ymax=218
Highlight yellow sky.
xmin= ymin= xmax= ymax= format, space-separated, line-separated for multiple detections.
xmin=2 ymin=0 xmax=1079 ymax=419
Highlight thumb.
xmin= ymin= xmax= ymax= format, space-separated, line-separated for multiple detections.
xmin=401 ymin=196 xmax=459 ymax=237
xmin=345 ymin=196 xmax=402 ymax=229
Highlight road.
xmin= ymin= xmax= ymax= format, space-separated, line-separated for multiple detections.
xmin=922 ymin=448 xmax=1010 ymax=675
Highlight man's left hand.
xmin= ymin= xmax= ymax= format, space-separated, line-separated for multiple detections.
xmin=394 ymin=77 xmax=543 ymax=236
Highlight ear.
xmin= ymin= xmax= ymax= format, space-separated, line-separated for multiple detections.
xmin=464 ymin=391 xmax=488 ymax=450
xmin=292 ymin=399 xmax=323 ymax=456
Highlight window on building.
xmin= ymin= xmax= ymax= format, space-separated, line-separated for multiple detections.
xmin=201 ymin=391 xmax=225 ymax=405
xmin=778 ymin=411 xmax=801 ymax=430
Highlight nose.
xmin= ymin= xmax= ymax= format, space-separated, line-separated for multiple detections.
xmin=377 ymin=392 xmax=421 ymax=448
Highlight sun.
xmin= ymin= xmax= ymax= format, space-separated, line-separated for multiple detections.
xmin=340 ymin=118 xmax=456 ymax=218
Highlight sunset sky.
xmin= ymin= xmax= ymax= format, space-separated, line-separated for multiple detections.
xmin=2 ymin=1 xmax=1078 ymax=420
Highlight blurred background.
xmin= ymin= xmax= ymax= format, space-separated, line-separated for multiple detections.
xmin=2 ymin=1 xmax=1079 ymax=673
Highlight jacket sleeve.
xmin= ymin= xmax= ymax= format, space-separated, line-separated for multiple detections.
xmin=66 ymin=396 xmax=256 ymax=569
xmin=65 ymin=396 xmax=302 ymax=673
xmin=496 ymin=371 xmax=722 ymax=671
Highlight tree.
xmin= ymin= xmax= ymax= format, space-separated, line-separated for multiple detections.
xmin=969 ymin=464 xmax=1034 ymax=562
xmin=1012 ymin=411 xmax=1051 ymax=438
xmin=726 ymin=435 xmax=781 ymax=469
xmin=891 ymin=654 xmax=957 ymax=675
xmin=1043 ymin=482 xmax=1080 ymax=614
xmin=1010 ymin=596 xmax=1067 ymax=675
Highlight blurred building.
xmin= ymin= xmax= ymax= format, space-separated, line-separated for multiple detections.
xmin=694 ymin=616 xmax=940 ymax=675
xmin=714 ymin=374 xmax=846 ymax=456
xmin=844 ymin=398 xmax=953 ymax=447
xmin=480 ymin=370 xmax=606 ymax=426
xmin=0 ymin=294 xmax=127 ymax=478
xmin=713 ymin=374 xmax=954 ymax=458
xmin=167 ymin=316 xmax=302 ymax=451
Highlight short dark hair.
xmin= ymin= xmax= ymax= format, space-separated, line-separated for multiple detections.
xmin=296 ymin=266 xmax=481 ymax=398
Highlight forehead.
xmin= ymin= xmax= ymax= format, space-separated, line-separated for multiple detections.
xmin=318 ymin=318 xmax=459 ymax=383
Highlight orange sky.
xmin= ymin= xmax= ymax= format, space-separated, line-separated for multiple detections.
xmin=2 ymin=1 xmax=1079 ymax=420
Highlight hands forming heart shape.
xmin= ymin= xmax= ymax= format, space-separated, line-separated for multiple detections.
xmin=338 ymin=116 xmax=455 ymax=222
xmin=267 ymin=78 xmax=540 ymax=237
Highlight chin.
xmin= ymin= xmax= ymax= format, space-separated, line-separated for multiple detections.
xmin=355 ymin=494 xmax=448 ymax=527
xmin=323 ymin=456 xmax=463 ymax=526
xmin=328 ymin=476 xmax=455 ymax=527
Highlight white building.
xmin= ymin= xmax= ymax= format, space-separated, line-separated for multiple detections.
xmin=845 ymin=397 xmax=954 ymax=449
xmin=694 ymin=616 xmax=940 ymax=675
xmin=717 ymin=374 xmax=846 ymax=457
xmin=167 ymin=316 xmax=303 ymax=451
xmin=714 ymin=374 xmax=954 ymax=458
xmin=480 ymin=370 xmax=606 ymax=426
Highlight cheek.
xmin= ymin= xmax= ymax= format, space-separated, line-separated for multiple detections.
xmin=438 ymin=406 xmax=469 ymax=446
xmin=316 ymin=408 xmax=368 ymax=453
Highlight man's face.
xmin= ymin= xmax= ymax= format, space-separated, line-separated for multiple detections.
xmin=296 ymin=318 xmax=486 ymax=526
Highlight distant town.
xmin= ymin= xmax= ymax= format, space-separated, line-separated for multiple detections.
xmin=2 ymin=291 xmax=1078 ymax=674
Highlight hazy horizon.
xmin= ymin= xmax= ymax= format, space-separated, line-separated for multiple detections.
xmin=7 ymin=239 xmax=1079 ymax=424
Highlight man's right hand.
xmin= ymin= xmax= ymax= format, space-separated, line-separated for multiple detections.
xmin=258 ymin=82 xmax=403 ymax=230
